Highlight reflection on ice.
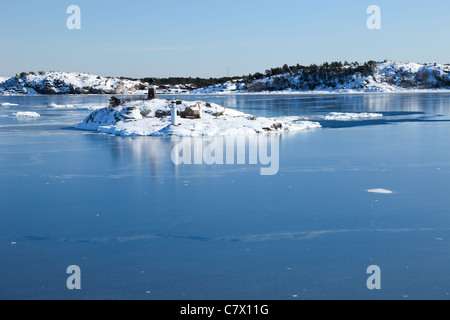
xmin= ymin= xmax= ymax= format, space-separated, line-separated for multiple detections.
xmin=13 ymin=226 xmax=450 ymax=244
xmin=171 ymin=135 xmax=280 ymax=175
xmin=104 ymin=134 xmax=283 ymax=176
xmin=179 ymin=93 xmax=450 ymax=119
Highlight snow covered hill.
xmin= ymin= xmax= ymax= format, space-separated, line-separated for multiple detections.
xmin=191 ymin=61 xmax=450 ymax=94
xmin=0 ymin=72 xmax=147 ymax=95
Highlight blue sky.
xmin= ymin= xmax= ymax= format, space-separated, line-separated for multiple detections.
xmin=0 ymin=0 xmax=449 ymax=78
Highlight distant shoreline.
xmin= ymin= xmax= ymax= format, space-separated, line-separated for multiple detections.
xmin=3 ymin=61 xmax=450 ymax=96
xmin=183 ymin=89 xmax=450 ymax=95
xmin=3 ymin=89 xmax=450 ymax=97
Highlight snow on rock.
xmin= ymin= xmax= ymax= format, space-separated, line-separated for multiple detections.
xmin=0 ymin=77 xmax=10 ymax=84
xmin=77 ymin=99 xmax=321 ymax=137
xmin=322 ymin=112 xmax=383 ymax=121
xmin=0 ymin=72 xmax=147 ymax=95
xmin=9 ymin=112 xmax=41 ymax=118
xmin=191 ymin=81 xmax=246 ymax=94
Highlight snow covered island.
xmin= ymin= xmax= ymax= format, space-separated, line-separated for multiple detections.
xmin=77 ymin=99 xmax=321 ymax=136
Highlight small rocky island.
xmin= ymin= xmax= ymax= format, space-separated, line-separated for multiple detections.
xmin=77 ymin=97 xmax=321 ymax=136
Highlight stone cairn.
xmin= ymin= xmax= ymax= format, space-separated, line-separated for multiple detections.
xmin=147 ymin=78 xmax=157 ymax=100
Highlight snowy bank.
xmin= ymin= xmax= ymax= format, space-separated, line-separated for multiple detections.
xmin=77 ymin=99 xmax=321 ymax=137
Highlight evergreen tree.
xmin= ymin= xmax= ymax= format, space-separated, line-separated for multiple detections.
xmin=109 ymin=96 xmax=121 ymax=108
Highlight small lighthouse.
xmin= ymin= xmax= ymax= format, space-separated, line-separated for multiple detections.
xmin=171 ymin=100 xmax=177 ymax=125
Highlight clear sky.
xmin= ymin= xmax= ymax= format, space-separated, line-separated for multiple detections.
xmin=0 ymin=0 xmax=449 ymax=78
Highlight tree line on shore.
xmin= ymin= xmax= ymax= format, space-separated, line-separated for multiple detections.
xmin=131 ymin=61 xmax=380 ymax=89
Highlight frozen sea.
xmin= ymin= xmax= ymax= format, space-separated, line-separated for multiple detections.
xmin=1 ymin=93 xmax=450 ymax=300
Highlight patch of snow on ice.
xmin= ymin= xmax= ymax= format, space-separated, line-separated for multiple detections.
xmin=323 ymin=112 xmax=383 ymax=121
xmin=1 ymin=102 xmax=19 ymax=106
xmin=77 ymin=105 xmax=107 ymax=111
xmin=367 ymin=189 xmax=393 ymax=194
xmin=9 ymin=112 xmax=41 ymax=118
xmin=48 ymin=103 xmax=75 ymax=109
